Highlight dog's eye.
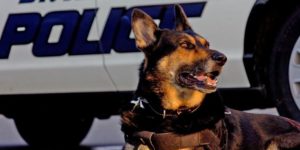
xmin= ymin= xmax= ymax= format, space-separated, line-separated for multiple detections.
xmin=180 ymin=41 xmax=195 ymax=49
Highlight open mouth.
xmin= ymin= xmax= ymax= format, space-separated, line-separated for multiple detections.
xmin=177 ymin=71 xmax=220 ymax=93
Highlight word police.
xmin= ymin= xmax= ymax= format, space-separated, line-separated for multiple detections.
xmin=0 ymin=2 xmax=205 ymax=58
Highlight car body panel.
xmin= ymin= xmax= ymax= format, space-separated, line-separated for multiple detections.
xmin=0 ymin=0 xmax=255 ymax=94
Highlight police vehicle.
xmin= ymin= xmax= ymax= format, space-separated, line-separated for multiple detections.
xmin=0 ymin=0 xmax=299 ymax=146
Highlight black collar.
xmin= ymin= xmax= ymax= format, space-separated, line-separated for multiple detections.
xmin=130 ymin=97 xmax=201 ymax=118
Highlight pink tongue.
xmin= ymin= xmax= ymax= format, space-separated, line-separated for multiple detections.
xmin=195 ymin=75 xmax=206 ymax=81
xmin=195 ymin=75 xmax=217 ymax=86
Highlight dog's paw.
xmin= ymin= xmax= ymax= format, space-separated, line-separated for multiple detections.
xmin=136 ymin=144 xmax=151 ymax=150
xmin=123 ymin=143 xmax=150 ymax=150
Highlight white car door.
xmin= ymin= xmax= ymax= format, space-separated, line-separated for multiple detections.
xmin=0 ymin=0 xmax=116 ymax=94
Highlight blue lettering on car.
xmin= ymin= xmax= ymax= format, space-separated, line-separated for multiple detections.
xmin=33 ymin=11 xmax=80 ymax=56
xmin=19 ymin=0 xmax=66 ymax=3
xmin=19 ymin=0 xmax=35 ymax=3
xmin=71 ymin=9 xmax=100 ymax=55
xmin=0 ymin=2 xmax=206 ymax=58
xmin=0 ymin=13 xmax=41 ymax=58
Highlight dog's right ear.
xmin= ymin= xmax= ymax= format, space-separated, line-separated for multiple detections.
xmin=132 ymin=9 xmax=158 ymax=52
xmin=175 ymin=4 xmax=192 ymax=31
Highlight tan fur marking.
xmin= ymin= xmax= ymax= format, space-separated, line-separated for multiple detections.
xmin=186 ymin=35 xmax=196 ymax=44
xmin=160 ymin=81 xmax=206 ymax=110
xmin=136 ymin=39 xmax=147 ymax=49
xmin=196 ymin=36 xmax=209 ymax=48
xmin=266 ymin=141 xmax=279 ymax=150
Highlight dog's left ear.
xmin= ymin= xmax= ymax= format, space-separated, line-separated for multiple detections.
xmin=131 ymin=9 xmax=158 ymax=52
xmin=175 ymin=4 xmax=192 ymax=31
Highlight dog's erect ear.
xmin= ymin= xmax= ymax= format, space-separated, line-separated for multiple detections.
xmin=132 ymin=9 xmax=158 ymax=51
xmin=175 ymin=4 xmax=192 ymax=31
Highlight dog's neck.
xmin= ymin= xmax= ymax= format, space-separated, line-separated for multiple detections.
xmin=159 ymin=81 xmax=206 ymax=110
xmin=136 ymin=72 xmax=206 ymax=111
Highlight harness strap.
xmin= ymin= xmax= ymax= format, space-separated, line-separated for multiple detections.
xmin=133 ymin=131 xmax=155 ymax=149
xmin=133 ymin=130 xmax=221 ymax=150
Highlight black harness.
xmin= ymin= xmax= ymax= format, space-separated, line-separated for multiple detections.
xmin=126 ymin=97 xmax=230 ymax=150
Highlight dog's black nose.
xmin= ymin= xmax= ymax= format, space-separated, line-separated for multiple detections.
xmin=212 ymin=52 xmax=227 ymax=66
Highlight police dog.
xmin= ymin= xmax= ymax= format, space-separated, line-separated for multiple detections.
xmin=121 ymin=5 xmax=300 ymax=150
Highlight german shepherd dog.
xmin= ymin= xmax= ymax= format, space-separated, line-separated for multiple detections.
xmin=121 ymin=5 xmax=300 ymax=150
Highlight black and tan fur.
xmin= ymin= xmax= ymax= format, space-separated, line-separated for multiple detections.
xmin=121 ymin=5 xmax=300 ymax=150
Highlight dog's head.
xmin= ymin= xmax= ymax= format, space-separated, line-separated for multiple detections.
xmin=132 ymin=5 xmax=227 ymax=110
